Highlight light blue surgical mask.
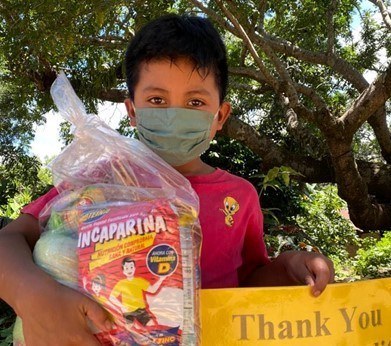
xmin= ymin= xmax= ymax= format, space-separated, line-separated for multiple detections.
xmin=135 ymin=107 xmax=218 ymax=166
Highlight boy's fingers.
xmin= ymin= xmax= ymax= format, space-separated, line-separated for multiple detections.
xmin=310 ymin=259 xmax=333 ymax=296
xmin=304 ymin=273 xmax=315 ymax=288
xmin=83 ymin=298 xmax=113 ymax=332
xmin=312 ymin=274 xmax=328 ymax=296
xmin=327 ymin=259 xmax=335 ymax=283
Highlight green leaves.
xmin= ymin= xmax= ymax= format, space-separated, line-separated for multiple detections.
xmin=0 ymin=305 xmax=15 ymax=346
xmin=295 ymin=184 xmax=359 ymax=258
xmin=261 ymin=166 xmax=303 ymax=192
xmin=0 ymin=160 xmax=52 ymax=218
xmin=356 ymin=232 xmax=391 ymax=278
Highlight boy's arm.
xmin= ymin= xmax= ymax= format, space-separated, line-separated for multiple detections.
xmin=147 ymin=276 xmax=165 ymax=294
xmin=0 ymin=214 xmax=112 ymax=345
xmin=243 ymin=250 xmax=335 ymax=297
xmin=109 ymin=288 xmax=126 ymax=313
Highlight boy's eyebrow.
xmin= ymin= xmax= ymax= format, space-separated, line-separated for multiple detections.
xmin=142 ymin=86 xmax=169 ymax=94
xmin=185 ymin=88 xmax=212 ymax=97
xmin=142 ymin=86 xmax=212 ymax=97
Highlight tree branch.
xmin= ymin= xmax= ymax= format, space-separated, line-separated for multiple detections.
xmin=192 ymin=0 xmax=319 ymax=123
xmin=78 ymin=35 xmax=128 ymax=49
xmin=260 ymin=33 xmax=368 ymax=90
xmin=369 ymin=0 xmax=391 ymax=30
xmin=327 ymin=139 xmax=391 ymax=230
xmin=214 ymin=0 xmax=280 ymax=91
xmin=229 ymin=66 xmax=268 ymax=83
xmin=229 ymin=66 xmax=323 ymax=121
xmin=326 ymin=0 xmax=337 ymax=54
xmin=188 ymin=0 xmax=236 ymax=33
xmin=366 ymin=107 xmax=391 ymax=164
xmin=219 ymin=115 xmax=391 ymax=202
xmin=230 ymin=82 xmax=273 ymax=95
xmin=257 ymin=0 xmax=268 ymax=32
xmin=223 ymin=0 xmax=302 ymax=107
xmin=340 ymin=65 xmax=391 ymax=134
xmin=98 ymin=88 xmax=127 ymax=103
xmin=219 ymin=115 xmax=332 ymax=181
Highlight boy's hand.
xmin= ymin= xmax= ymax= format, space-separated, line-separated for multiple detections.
xmin=18 ymin=278 xmax=112 ymax=346
xmin=278 ymin=250 xmax=335 ymax=297
xmin=242 ymin=250 xmax=334 ymax=295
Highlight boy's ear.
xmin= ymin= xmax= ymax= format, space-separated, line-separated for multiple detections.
xmin=216 ymin=101 xmax=232 ymax=131
xmin=124 ymin=98 xmax=137 ymax=127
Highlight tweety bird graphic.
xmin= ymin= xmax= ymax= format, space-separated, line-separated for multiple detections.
xmin=220 ymin=196 xmax=240 ymax=227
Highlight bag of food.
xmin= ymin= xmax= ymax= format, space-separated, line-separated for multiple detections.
xmin=14 ymin=72 xmax=201 ymax=346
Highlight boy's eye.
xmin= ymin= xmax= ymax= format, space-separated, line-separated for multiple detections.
xmin=148 ymin=97 xmax=166 ymax=105
xmin=188 ymin=99 xmax=204 ymax=107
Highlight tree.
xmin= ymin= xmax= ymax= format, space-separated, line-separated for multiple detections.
xmin=0 ymin=66 xmax=45 ymax=206
xmin=0 ymin=0 xmax=390 ymax=230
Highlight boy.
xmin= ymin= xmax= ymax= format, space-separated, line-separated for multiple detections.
xmin=0 ymin=14 xmax=334 ymax=345
xmin=109 ymin=257 xmax=163 ymax=328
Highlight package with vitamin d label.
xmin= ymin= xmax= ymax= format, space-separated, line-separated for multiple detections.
xmin=45 ymin=183 xmax=198 ymax=345
xmin=14 ymin=72 xmax=201 ymax=346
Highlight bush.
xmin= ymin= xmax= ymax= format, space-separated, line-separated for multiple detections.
xmin=295 ymin=184 xmax=360 ymax=259
xmin=355 ymin=232 xmax=391 ymax=279
xmin=0 ymin=301 xmax=15 ymax=346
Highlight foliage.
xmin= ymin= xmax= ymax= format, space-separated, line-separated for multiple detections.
xmin=205 ymin=0 xmax=391 ymax=230
xmin=0 ymin=0 xmax=390 ymax=229
xmin=0 ymin=163 xmax=52 ymax=219
xmin=203 ymin=136 xmax=261 ymax=179
xmin=0 ymin=0 xmax=389 ymax=289
xmin=261 ymin=178 xmax=390 ymax=281
xmin=0 ymin=163 xmax=52 ymax=345
xmin=0 ymin=301 xmax=15 ymax=346
xmin=295 ymin=184 xmax=360 ymax=258
xmin=0 ymin=73 xmax=49 ymax=208
xmin=259 ymin=166 xmax=303 ymax=193
xmin=355 ymin=232 xmax=391 ymax=278
xmin=0 ymin=190 xmax=32 ymax=220
xmin=256 ymin=166 xmax=305 ymax=227
xmin=0 ymin=154 xmax=39 ymax=207
xmin=0 ymin=2 xmax=389 ymax=338
xmin=228 ymin=164 xmax=386 ymax=283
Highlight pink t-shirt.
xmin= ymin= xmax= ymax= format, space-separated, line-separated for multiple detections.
xmin=21 ymin=168 xmax=269 ymax=288
xmin=187 ymin=169 xmax=270 ymax=288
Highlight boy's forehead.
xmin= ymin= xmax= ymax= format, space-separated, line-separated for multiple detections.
xmin=140 ymin=57 xmax=209 ymax=75
xmin=136 ymin=58 xmax=218 ymax=92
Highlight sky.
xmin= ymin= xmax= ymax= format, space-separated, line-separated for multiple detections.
xmin=30 ymin=101 xmax=126 ymax=162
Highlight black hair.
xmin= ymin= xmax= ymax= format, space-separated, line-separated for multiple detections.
xmin=125 ymin=14 xmax=228 ymax=103
xmin=122 ymin=257 xmax=135 ymax=267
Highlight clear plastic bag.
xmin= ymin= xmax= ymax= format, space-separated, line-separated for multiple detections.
xmin=15 ymin=72 xmax=201 ymax=346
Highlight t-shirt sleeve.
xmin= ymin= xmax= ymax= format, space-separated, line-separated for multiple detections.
xmin=238 ymin=192 xmax=271 ymax=285
xmin=141 ymin=277 xmax=150 ymax=291
xmin=111 ymin=280 xmax=123 ymax=298
xmin=21 ymin=187 xmax=59 ymax=219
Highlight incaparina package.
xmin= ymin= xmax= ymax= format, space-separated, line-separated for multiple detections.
xmin=13 ymin=72 xmax=202 ymax=346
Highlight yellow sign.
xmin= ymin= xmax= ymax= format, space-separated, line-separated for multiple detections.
xmin=201 ymin=278 xmax=391 ymax=345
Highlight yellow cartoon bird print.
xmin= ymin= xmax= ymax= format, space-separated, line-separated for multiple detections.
xmin=220 ymin=196 xmax=240 ymax=227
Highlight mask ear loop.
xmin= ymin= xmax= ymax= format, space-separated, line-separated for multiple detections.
xmin=213 ymin=107 xmax=221 ymax=120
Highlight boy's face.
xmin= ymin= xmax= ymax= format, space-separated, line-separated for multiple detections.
xmin=123 ymin=261 xmax=136 ymax=277
xmin=92 ymin=281 xmax=102 ymax=295
xmin=124 ymin=57 xmax=231 ymax=141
